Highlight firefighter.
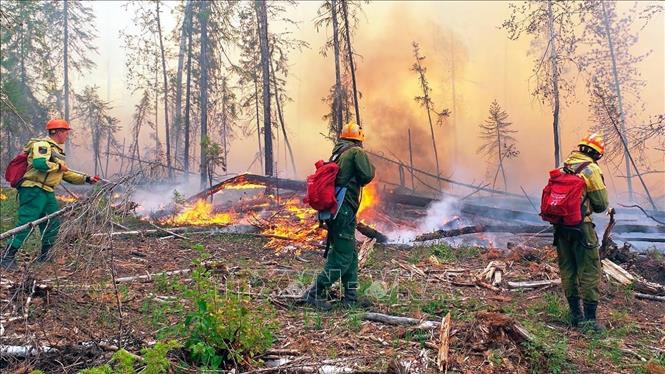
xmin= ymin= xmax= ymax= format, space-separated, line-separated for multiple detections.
xmin=304 ymin=122 xmax=375 ymax=310
xmin=1 ymin=119 xmax=100 ymax=270
xmin=554 ymin=133 xmax=609 ymax=332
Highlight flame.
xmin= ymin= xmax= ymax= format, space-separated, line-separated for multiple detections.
xmin=56 ymin=195 xmax=78 ymax=203
xmin=224 ymin=183 xmax=266 ymax=190
xmin=358 ymin=182 xmax=380 ymax=219
xmin=261 ymin=197 xmax=326 ymax=250
xmin=167 ymin=200 xmax=234 ymax=226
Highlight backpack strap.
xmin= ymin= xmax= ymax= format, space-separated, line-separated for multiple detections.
xmin=329 ymin=144 xmax=359 ymax=163
xmin=563 ymin=161 xmax=591 ymax=175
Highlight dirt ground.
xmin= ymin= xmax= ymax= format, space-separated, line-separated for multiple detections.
xmin=2 ymin=227 xmax=664 ymax=373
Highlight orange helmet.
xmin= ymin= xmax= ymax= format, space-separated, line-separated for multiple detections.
xmin=46 ymin=119 xmax=71 ymax=131
xmin=579 ymin=133 xmax=605 ymax=155
xmin=340 ymin=121 xmax=365 ymax=142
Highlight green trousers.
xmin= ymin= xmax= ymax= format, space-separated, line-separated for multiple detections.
xmin=315 ymin=204 xmax=358 ymax=294
xmin=9 ymin=187 xmax=61 ymax=249
xmin=554 ymin=222 xmax=601 ymax=303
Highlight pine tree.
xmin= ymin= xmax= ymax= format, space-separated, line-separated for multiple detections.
xmin=411 ymin=42 xmax=450 ymax=192
xmin=478 ymin=100 xmax=519 ymax=191
xmin=74 ymin=86 xmax=119 ymax=175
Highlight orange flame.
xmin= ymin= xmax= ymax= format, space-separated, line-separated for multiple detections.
xmin=358 ymin=182 xmax=380 ymax=219
xmin=167 ymin=200 xmax=234 ymax=226
xmin=56 ymin=195 xmax=78 ymax=203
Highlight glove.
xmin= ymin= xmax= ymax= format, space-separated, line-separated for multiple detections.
xmin=86 ymin=175 xmax=101 ymax=184
xmin=59 ymin=163 xmax=69 ymax=173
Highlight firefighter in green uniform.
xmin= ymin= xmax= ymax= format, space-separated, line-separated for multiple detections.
xmin=304 ymin=122 xmax=375 ymax=310
xmin=1 ymin=119 xmax=100 ymax=270
xmin=555 ymin=133 xmax=609 ymax=332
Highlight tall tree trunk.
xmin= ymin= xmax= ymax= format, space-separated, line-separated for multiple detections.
xmin=199 ymin=1 xmax=209 ymax=187
xmin=221 ymin=80 xmax=228 ymax=171
xmin=154 ymin=60 xmax=160 ymax=159
xmin=424 ymin=102 xmax=442 ymax=192
xmin=269 ymin=57 xmax=297 ymax=175
xmin=255 ymin=0 xmax=273 ymax=176
xmin=546 ymin=0 xmax=561 ymax=168
xmin=341 ymin=0 xmax=360 ymax=126
xmin=449 ymin=32 xmax=458 ymax=168
xmin=183 ymin=9 xmax=193 ymax=174
xmin=331 ymin=0 xmax=343 ymax=135
xmin=253 ymin=75 xmax=264 ymax=172
xmin=173 ymin=0 xmax=192 ymax=168
xmin=494 ymin=124 xmax=507 ymax=191
xmin=104 ymin=129 xmax=111 ymax=177
xmin=63 ymin=0 xmax=70 ymax=154
xmin=156 ymin=1 xmax=172 ymax=178
xmin=600 ymin=1 xmax=633 ymax=201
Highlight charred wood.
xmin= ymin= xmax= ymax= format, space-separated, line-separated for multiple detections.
xmin=356 ymin=222 xmax=388 ymax=243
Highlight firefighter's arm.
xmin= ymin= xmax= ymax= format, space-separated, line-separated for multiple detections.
xmin=63 ymin=170 xmax=88 ymax=185
xmin=30 ymin=141 xmax=60 ymax=172
xmin=584 ymin=164 xmax=609 ymax=213
xmin=353 ymin=149 xmax=375 ymax=186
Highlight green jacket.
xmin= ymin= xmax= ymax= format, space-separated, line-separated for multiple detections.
xmin=563 ymin=151 xmax=609 ymax=223
xmin=332 ymin=139 xmax=375 ymax=213
xmin=21 ymin=137 xmax=87 ymax=192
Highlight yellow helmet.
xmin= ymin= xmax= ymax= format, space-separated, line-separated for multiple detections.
xmin=578 ymin=133 xmax=605 ymax=156
xmin=340 ymin=121 xmax=365 ymax=142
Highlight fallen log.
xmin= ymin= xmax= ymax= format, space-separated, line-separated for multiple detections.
xmin=415 ymin=224 xmax=553 ymax=242
xmin=635 ymin=293 xmax=665 ymax=302
xmin=363 ymin=312 xmax=440 ymax=330
xmin=356 ymin=222 xmax=388 ymax=243
xmin=187 ymin=174 xmax=307 ymax=203
xmin=507 ymin=279 xmax=561 ymax=289
xmin=0 ymin=345 xmax=58 ymax=357
xmin=0 ymin=205 xmax=74 ymax=240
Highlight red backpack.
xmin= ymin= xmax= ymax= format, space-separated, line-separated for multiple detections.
xmin=540 ymin=162 xmax=591 ymax=226
xmin=304 ymin=145 xmax=357 ymax=214
xmin=4 ymin=152 xmax=29 ymax=188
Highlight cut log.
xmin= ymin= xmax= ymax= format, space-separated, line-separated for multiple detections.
xmin=507 ymin=279 xmax=561 ymax=289
xmin=602 ymin=259 xmax=635 ymax=285
xmin=437 ymin=312 xmax=451 ymax=373
xmin=356 ymin=222 xmax=388 ymax=243
xmin=363 ymin=312 xmax=440 ymax=330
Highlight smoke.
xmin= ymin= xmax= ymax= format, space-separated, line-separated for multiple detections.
xmin=387 ymin=195 xmax=462 ymax=243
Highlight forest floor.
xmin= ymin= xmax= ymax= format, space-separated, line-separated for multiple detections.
xmin=1 ymin=187 xmax=665 ymax=373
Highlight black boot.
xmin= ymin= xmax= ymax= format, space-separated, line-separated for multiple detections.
xmin=581 ymin=302 xmax=605 ymax=333
xmin=1 ymin=244 xmax=19 ymax=271
xmin=567 ymin=296 xmax=583 ymax=327
xmin=36 ymin=244 xmax=52 ymax=263
xmin=302 ymin=283 xmax=332 ymax=311
xmin=342 ymin=287 xmax=372 ymax=309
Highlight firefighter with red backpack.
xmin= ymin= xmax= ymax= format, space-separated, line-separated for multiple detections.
xmin=541 ymin=133 xmax=609 ymax=332
xmin=1 ymin=119 xmax=100 ymax=270
xmin=303 ymin=121 xmax=375 ymax=310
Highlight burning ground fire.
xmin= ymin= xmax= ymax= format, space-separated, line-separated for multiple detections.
xmin=158 ymin=181 xmax=385 ymax=251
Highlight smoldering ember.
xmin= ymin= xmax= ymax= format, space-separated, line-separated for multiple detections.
xmin=1 ymin=1 xmax=664 ymax=373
